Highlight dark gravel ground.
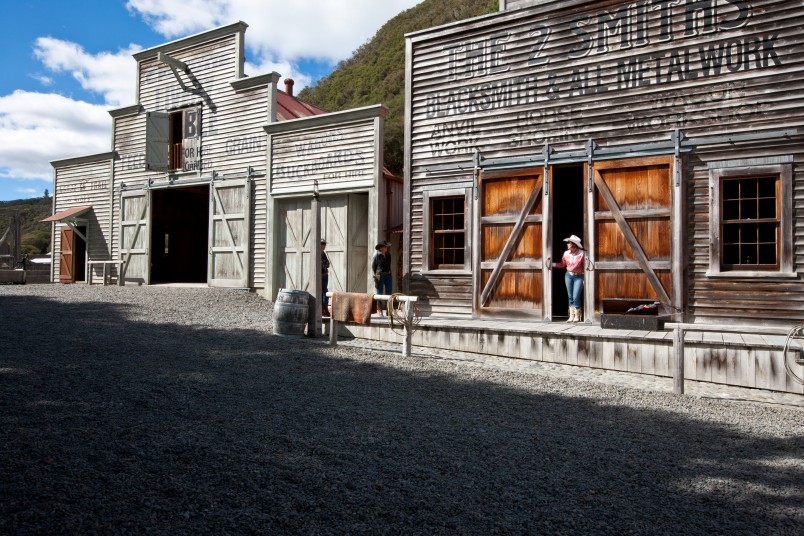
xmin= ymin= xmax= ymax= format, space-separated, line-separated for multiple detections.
xmin=1 ymin=285 xmax=802 ymax=535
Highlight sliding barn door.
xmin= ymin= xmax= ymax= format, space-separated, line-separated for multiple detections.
xmin=209 ymin=179 xmax=251 ymax=288
xmin=119 ymin=190 xmax=150 ymax=285
xmin=590 ymin=156 xmax=674 ymax=316
xmin=476 ymin=168 xmax=545 ymax=318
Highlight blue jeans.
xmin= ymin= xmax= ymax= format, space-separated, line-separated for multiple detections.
xmin=322 ymin=274 xmax=329 ymax=305
xmin=565 ymin=272 xmax=584 ymax=309
xmin=375 ymin=273 xmax=392 ymax=296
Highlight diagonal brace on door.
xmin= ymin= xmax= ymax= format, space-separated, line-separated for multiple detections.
xmin=592 ymin=170 xmax=672 ymax=305
xmin=480 ymin=176 xmax=543 ymax=307
xmin=212 ymin=185 xmax=245 ymax=271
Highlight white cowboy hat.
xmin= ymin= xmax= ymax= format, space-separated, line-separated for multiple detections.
xmin=563 ymin=235 xmax=583 ymax=249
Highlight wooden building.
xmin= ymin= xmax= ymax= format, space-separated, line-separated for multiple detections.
xmin=375 ymin=0 xmax=804 ymax=394
xmin=48 ymin=22 xmax=400 ymax=297
xmin=404 ymin=0 xmax=803 ymax=325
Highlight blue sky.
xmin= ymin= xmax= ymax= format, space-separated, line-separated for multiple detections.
xmin=0 ymin=0 xmax=421 ymax=202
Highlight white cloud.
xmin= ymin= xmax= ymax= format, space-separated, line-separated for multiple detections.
xmin=0 ymin=91 xmax=111 ymax=182
xmin=33 ymin=37 xmax=140 ymax=107
xmin=127 ymin=0 xmax=423 ymax=78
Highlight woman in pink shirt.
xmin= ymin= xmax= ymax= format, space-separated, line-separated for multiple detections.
xmin=552 ymin=234 xmax=585 ymax=322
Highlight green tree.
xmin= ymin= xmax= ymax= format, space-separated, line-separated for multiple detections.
xmin=299 ymin=0 xmax=498 ymax=176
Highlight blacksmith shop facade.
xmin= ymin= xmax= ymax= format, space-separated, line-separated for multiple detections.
xmin=370 ymin=0 xmax=804 ymax=395
xmin=404 ymin=0 xmax=803 ymax=326
xmin=48 ymin=22 xmax=400 ymax=297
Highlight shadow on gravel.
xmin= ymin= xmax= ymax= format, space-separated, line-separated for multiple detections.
xmin=1 ymin=295 xmax=802 ymax=535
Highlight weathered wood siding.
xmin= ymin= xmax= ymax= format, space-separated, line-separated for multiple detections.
xmin=270 ymin=120 xmax=377 ymax=195
xmin=265 ymin=108 xmax=386 ymax=298
xmin=407 ymin=0 xmax=804 ymax=322
xmin=109 ymin=23 xmax=272 ymax=288
xmin=52 ymin=158 xmax=113 ymax=282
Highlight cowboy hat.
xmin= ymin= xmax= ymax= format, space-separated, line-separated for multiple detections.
xmin=320 ymin=238 xmax=327 ymax=244
xmin=375 ymin=241 xmax=391 ymax=251
xmin=563 ymin=235 xmax=583 ymax=249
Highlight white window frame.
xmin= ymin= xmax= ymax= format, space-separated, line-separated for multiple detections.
xmin=708 ymin=159 xmax=794 ymax=278
xmin=422 ymin=187 xmax=471 ymax=274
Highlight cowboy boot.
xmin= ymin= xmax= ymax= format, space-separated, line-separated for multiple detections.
xmin=574 ymin=308 xmax=583 ymax=323
xmin=566 ymin=307 xmax=575 ymax=322
xmin=322 ymin=302 xmax=330 ymax=317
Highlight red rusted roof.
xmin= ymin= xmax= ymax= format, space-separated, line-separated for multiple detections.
xmin=42 ymin=205 xmax=92 ymax=222
xmin=276 ymin=90 xmax=328 ymax=121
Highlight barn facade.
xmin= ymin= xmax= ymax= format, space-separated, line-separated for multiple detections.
xmin=48 ymin=22 xmax=400 ymax=297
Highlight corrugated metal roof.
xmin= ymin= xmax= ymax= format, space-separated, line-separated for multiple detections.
xmin=42 ymin=205 xmax=92 ymax=223
xmin=276 ymin=90 xmax=328 ymax=121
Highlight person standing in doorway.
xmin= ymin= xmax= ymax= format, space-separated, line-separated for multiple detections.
xmin=372 ymin=241 xmax=392 ymax=316
xmin=552 ymin=234 xmax=585 ymax=322
xmin=321 ymin=239 xmax=330 ymax=317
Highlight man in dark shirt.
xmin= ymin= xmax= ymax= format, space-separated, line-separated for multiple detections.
xmin=372 ymin=241 xmax=392 ymax=315
xmin=321 ymin=239 xmax=330 ymax=317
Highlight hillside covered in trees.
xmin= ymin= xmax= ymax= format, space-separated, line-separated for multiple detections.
xmin=0 ymin=196 xmax=52 ymax=257
xmin=298 ymin=0 xmax=498 ymax=175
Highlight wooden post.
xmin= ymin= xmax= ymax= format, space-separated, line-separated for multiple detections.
xmin=673 ymin=324 xmax=685 ymax=394
xmin=329 ymin=316 xmax=338 ymax=346
xmin=308 ymin=184 xmax=322 ymax=338
xmin=403 ymin=299 xmax=413 ymax=356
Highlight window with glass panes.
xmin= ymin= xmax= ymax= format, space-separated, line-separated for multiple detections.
xmin=721 ymin=175 xmax=780 ymax=270
xmin=430 ymin=196 xmax=465 ymax=268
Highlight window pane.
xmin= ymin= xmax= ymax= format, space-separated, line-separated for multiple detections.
xmin=430 ymin=196 xmax=465 ymax=268
xmin=758 ymin=222 xmax=777 ymax=243
xmin=723 ymin=200 xmax=739 ymax=220
xmin=758 ymin=178 xmax=776 ymax=197
xmin=758 ymin=198 xmax=776 ymax=219
xmin=741 ymin=178 xmax=757 ymax=198
xmin=741 ymin=223 xmax=758 ymax=243
xmin=740 ymin=199 xmax=757 ymax=220
xmin=740 ymin=244 xmax=758 ymax=265
xmin=723 ymin=223 xmax=739 ymax=244
xmin=758 ymin=243 xmax=777 ymax=265
xmin=723 ymin=244 xmax=739 ymax=264
xmin=723 ymin=180 xmax=739 ymax=199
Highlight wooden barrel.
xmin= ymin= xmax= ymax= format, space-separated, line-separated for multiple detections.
xmin=273 ymin=289 xmax=310 ymax=336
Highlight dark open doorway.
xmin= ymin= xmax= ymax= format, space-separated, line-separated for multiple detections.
xmin=551 ymin=164 xmax=585 ymax=319
xmin=150 ymin=185 xmax=210 ymax=283
xmin=73 ymin=226 xmax=87 ymax=283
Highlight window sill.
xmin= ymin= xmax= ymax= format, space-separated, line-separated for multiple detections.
xmin=706 ymin=271 xmax=798 ymax=280
xmin=421 ymin=269 xmax=472 ymax=276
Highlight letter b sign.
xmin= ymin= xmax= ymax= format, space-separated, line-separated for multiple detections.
xmin=183 ymin=108 xmax=200 ymax=138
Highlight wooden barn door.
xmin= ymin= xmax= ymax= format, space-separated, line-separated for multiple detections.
xmin=590 ymin=156 xmax=674 ymax=317
xmin=346 ymin=194 xmax=368 ymax=293
xmin=321 ymin=196 xmax=348 ymax=294
xmin=209 ymin=179 xmax=251 ymax=288
xmin=277 ymin=198 xmax=311 ymax=292
xmin=119 ymin=190 xmax=150 ymax=285
xmin=476 ymin=167 xmax=545 ymax=318
xmin=59 ymin=227 xmax=74 ymax=283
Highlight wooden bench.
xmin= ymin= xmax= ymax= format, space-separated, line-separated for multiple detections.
xmin=86 ymin=260 xmax=120 ymax=286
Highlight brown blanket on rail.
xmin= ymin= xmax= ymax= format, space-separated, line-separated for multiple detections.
xmin=331 ymin=292 xmax=374 ymax=324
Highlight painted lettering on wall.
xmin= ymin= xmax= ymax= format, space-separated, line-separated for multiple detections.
xmin=425 ymin=0 xmax=779 ymax=121
xmin=120 ymin=153 xmax=145 ymax=171
xmin=58 ymin=180 xmax=109 ymax=197
xmin=225 ymin=136 xmax=263 ymax=156
xmin=273 ymin=148 xmax=368 ymax=180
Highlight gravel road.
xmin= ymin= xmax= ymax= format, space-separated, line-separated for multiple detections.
xmin=1 ymin=284 xmax=802 ymax=535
